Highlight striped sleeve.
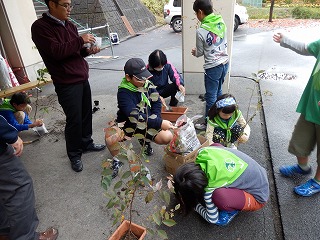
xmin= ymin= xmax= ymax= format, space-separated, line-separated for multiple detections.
xmin=195 ymin=190 xmax=219 ymax=223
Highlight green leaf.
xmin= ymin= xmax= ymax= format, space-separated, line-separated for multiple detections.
xmin=157 ymin=230 xmax=168 ymax=239
xmin=133 ymin=133 xmax=145 ymax=139
xmin=101 ymin=181 xmax=109 ymax=191
xmin=138 ymin=115 xmax=145 ymax=121
xmin=152 ymin=212 xmax=162 ymax=226
xmin=137 ymin=122 xmax=147 ymax=130
xmin=102 ymin=168 xmax=113 ymax=176
xmin=162 ymin=219 xmax=176 ymax=227
xmin=106 ymin=199 xmax=115 ymax=209
xmin=141 ymin=176 xmax=150 ymax=186
xmin=174 ymin=204 xmax=181 ymax=211
xmin=160 ymin=190 xmax=171 ymax=205
xmin=137 ymin=87 xmax=147 ymax=93
xmin=121 ymin=171 xmax=132 ymax=179
xmin=137 ymin=101 xmax=146 ymax=109
xmin=130 ymin=109 xmax=139 ymax=115
xmin=127 ymin=149 xmax=136 ymax=161
xmin=150 ymin=92 xmax=159 ymax=101
xmin=128 ymin=117 xmax=138 ymax=124
xmin=101 ymin=177 xmax=112 ymax=189
xmin=125 ymin=128 xmax=135 ymax=133
xmin=114 ymin=181 xmax=123 ymax=189
xmin=145 ymin=191 xmax=154 ymax=203
xmin=149 ymin=114 xmax=157 ymax=119
xmin=147 ymin=128 xmax=159 ymax=136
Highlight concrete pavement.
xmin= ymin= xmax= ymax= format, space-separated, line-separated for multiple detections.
xmin=18 ymin=24 xmax=320 ymax=240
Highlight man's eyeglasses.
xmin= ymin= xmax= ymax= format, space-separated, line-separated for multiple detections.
xmin=52 ymin=1 xmax=74 ymax=10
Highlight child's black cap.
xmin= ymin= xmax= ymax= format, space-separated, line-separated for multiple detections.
xmin=124 ymin=58 xmax=152 ymax=80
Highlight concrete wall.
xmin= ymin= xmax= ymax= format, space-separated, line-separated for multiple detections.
xmin=0 ymin=0 xmax=43 ymax=83
xmin=0 ymin=0 xmax=156 ymax=83
xmin=182 ymin=0 xmax=235 ymax=94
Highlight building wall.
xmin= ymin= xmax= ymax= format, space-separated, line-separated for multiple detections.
xmin=0 ymin=0 xmax=156 ymax=83
xmin=182 ymin=0 xmax=235 ymax=94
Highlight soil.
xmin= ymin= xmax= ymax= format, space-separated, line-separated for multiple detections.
xmin=120 ymin=230 xmax=139 ymax=240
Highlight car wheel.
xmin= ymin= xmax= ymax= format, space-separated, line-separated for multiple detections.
xmin=234 ymin=16 xmax=240 ymax=31
xmin=172 ymin=17 xmax=182 ymax=33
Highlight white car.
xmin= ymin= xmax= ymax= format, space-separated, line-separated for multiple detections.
xmin=163 ymin=0 xmax=249 ymax=32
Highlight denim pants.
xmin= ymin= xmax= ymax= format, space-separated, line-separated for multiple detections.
xmin=204 ymin=62 xmax=229 ymax=117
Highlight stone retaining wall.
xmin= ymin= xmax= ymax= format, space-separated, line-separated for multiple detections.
xmin=71 ymin=0 xmax=156 ymax=41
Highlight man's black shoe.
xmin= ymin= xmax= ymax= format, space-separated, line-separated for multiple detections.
xmin=71 ymin=159 xmax=83 ymax=172
xmin=84 ymin=143 xmax=106 ymax=152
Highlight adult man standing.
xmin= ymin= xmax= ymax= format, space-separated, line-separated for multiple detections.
xmin=31 ymin=0 xmax=105 ymax=172
xmin=0 ymin=115 xmax=58 ymax=240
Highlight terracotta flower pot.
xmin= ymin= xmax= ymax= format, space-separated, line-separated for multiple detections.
xmin=108 ymin=220 xmax=147 ymax=240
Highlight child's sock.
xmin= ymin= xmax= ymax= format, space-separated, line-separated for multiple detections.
xmin=313 ymin=178 xmax=320 ymax=184
xmin=298 ymin=163 xmax=311 ymax=171
xmin=111 ymin=157 xmax=123 ymax=179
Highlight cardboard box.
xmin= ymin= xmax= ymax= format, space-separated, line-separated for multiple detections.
xmin=161 ymin=106 xmax=188 ymax=122
xmin=163 ymin=135 xmax=209 ymax=175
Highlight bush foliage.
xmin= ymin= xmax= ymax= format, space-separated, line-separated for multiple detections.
xmin=140 ymin=0 xmax=168 ymax=16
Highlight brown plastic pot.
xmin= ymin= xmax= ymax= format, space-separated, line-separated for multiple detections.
xmin=108 ymin=220 xmax=147 ymax=240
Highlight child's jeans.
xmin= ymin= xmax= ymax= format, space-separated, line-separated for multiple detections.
xmin=204 ymin=62 xmax=229 ymax=117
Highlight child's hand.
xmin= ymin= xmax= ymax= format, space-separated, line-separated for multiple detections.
xmin=191 ymin=48 xmax=196 ymax=56
xmin=161 ymin=120 xmax=174 ymax=131
xmin=34 ymin=119 xmax=43 ymax=127
xmin=273 ymin=33 xmax=283 ymax=43
xmin=178 ymin=85 xmax=186 ymax=95
xmin=238 ymin=134 xmax=249 ymax=143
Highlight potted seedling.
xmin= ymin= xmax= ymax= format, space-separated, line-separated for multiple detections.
xmin=101 ymin=80 xmax=179 ymax=240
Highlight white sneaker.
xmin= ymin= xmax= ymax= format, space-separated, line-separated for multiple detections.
xmin=228 ymin=143 xmax=237 ymax=149
xmin=195 ymin=123 xmax=207 ymax=130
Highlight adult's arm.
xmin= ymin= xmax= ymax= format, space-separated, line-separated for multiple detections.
xmin=0 ymin=115 xmax=18 ymax=144
xmin=31 ymin=20 xmax=85 ymax=61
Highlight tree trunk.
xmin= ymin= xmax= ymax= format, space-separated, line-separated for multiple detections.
xmin=269 ymin=0 xmax=275 ymax=22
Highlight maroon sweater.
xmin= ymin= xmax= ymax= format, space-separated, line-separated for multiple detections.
xmin=31 ymin=14 xmax=89 ymax=84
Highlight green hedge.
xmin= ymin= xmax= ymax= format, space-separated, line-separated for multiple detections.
xmin=140 ymin=0 xmax=168 ymax=16
xmin=292 ymin=6 xmax=320 ymax=18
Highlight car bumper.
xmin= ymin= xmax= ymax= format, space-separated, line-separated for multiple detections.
xmin=239 ymin=13 xmax=249 ymax=24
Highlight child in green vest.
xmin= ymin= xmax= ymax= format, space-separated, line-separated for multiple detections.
xmin=0 ymin=92 xmax=43 ymax=132
xmin=205 ymin=93 xmax=250 ymax=148
xmin=173 ymin=146 xmax=269 ymax=226
xmin=105 ymin=58 xmax=174 ymax=178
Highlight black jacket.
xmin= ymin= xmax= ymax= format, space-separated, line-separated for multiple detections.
xmin=0 ymin=115 xmax=18 ymax=155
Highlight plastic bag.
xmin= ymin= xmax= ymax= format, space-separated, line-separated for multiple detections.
xmin=168 ymin=114 xmax=202 ymax=155
xmin=0 ymin=54 xmax=12 ymax=90
xmin=4 ymin=59 xmax=19 ymax=87
xmin=175 ymin=91 xmax=184 ymax=102
xmin=33 ymin=123 xmax=48 ymax=136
